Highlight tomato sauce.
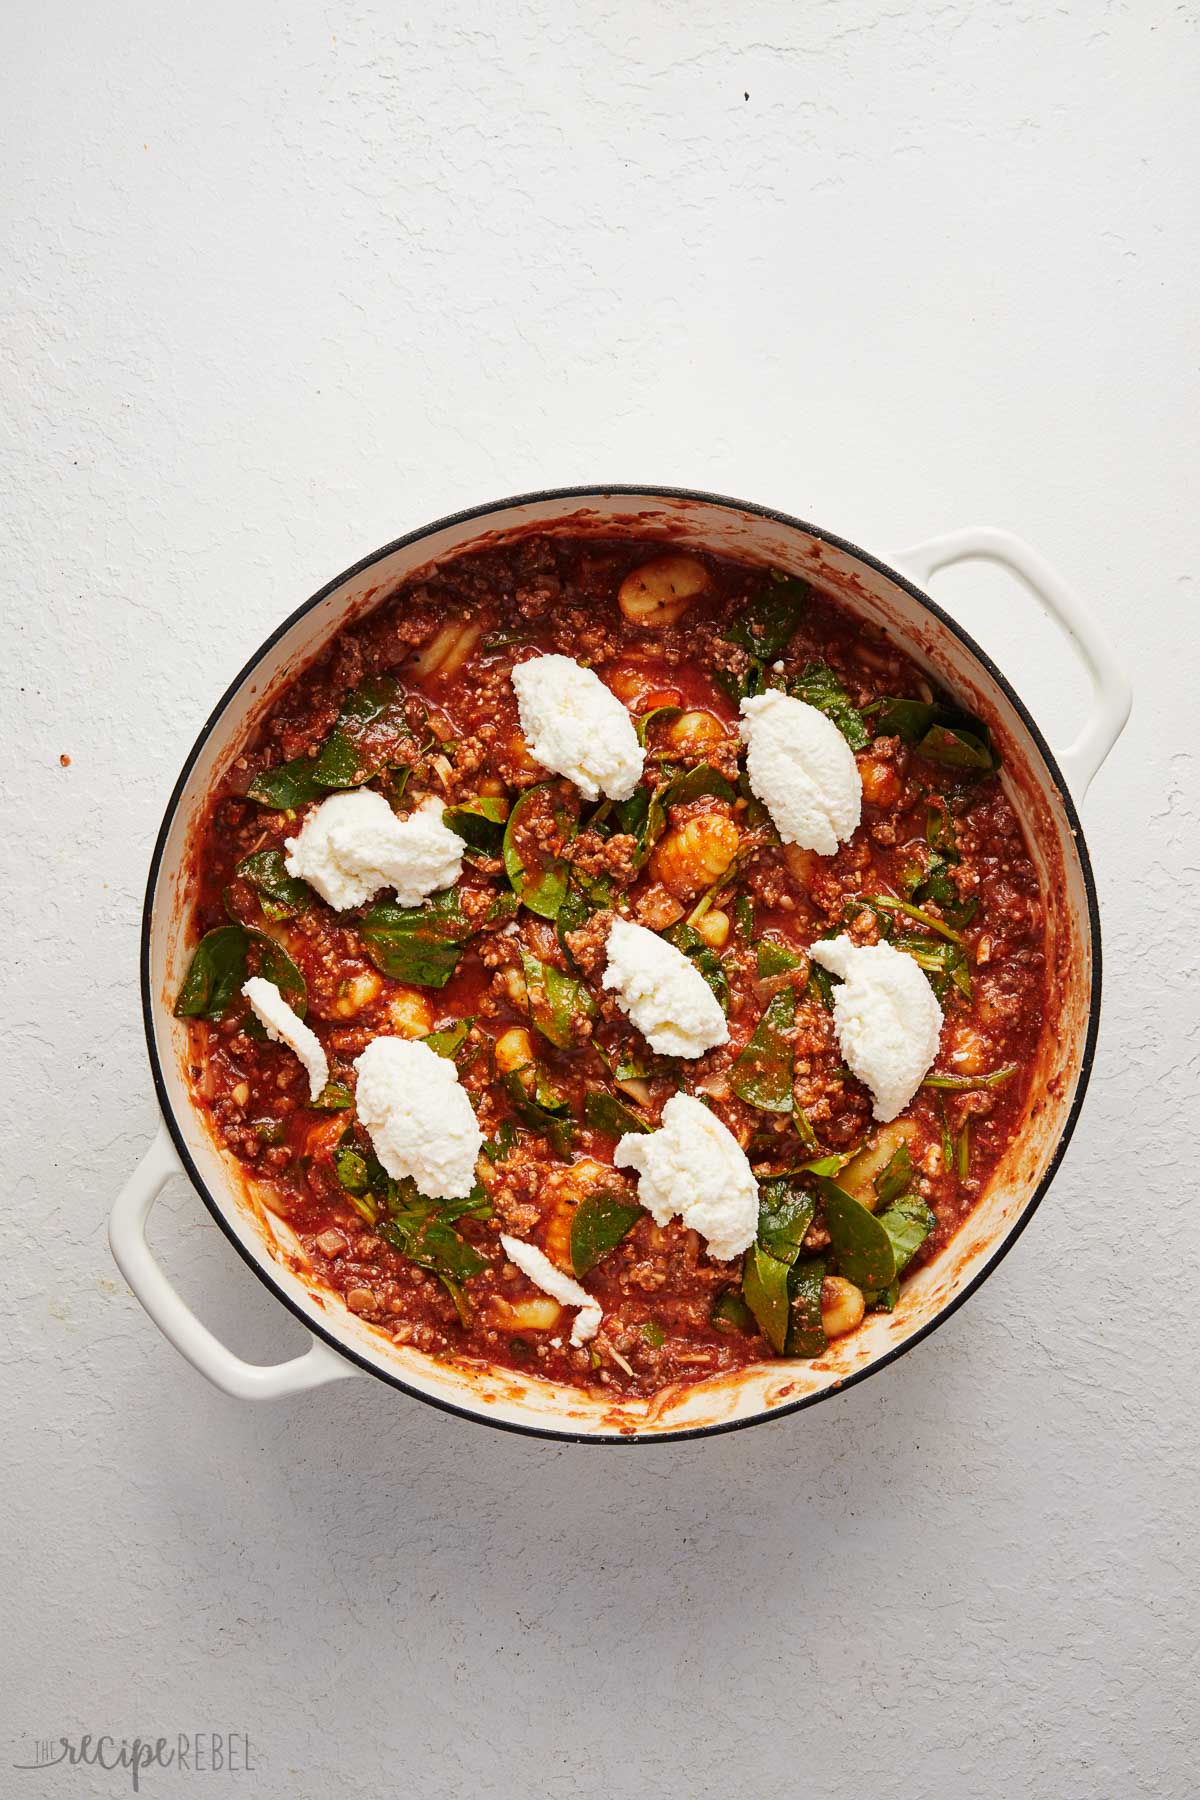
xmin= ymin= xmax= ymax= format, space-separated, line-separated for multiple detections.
xmin=179 ymin=536 xmax=1048 ymax=1397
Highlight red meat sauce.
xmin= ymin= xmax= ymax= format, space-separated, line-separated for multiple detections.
xmin=181 ymin=534 xmax=1048 ymax=1399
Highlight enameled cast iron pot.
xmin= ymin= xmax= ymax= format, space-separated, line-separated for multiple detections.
xmin=110 ymin=489 xmax=1130 ymax=1443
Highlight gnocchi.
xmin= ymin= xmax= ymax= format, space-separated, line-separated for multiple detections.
xmin=821 ymin=1276 xmax=866 ymax=1339
xmin=618 ymin=553 xmax=709 ymax=627
xmin=651 ymin=813 xmax=740 ymax=900
xmin=667 ymin=710 xmax=726 ymax=759
xmin=411 ymin=619 xmax=483 ymax=679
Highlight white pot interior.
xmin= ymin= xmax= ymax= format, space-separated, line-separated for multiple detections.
xmin=144 ymin=492 xmax=1095 ymax=1440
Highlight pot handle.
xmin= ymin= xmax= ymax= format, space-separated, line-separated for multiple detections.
xmin=892 ymin=527 xmax=1131 ymax=800
xmin=109 ymin=1125 xmax=361 ymax=1400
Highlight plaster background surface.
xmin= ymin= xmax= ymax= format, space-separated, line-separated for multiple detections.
xmin=2 ymin=3 xmax=1196 ymax=1796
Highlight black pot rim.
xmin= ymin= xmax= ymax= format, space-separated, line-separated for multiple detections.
xmin=140 ymin=484 xmax=1102 ymax=1446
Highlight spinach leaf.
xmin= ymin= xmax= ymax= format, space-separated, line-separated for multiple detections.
xmin=312 ymin=1081 xmax=354 ymax=1110
xmin=378 ymin=1179 xmax=493 ymax=1318
xmin=868 ymin=697 xmax=999 ymax=774
xmin=570 ymin=1190 xmax=643 ymax=1277
xmin=520 ymin=951 xmax=593 ymax=1050
xmin=422 ymin=1019 xmax=474 ymax=1060
xmin=938 ymin=1097 xmax=955 ymax=1172
xmin=236 ymin=849 xmax=312 ymax=921
xmin=861 ymin=893 xmax=965 ymax=945
xmin=482 ymin=1119 xmax=516 ymax=1164
xmin=903 ymin=859 xmax=977 ymax=934
xmin=613 ymin=782 xmax=654 ymax=846
xmin=877 ymin=1195 xmax=936 ymax=1274
xmin=486 ymin=889 xmax=520 ymax=928
xmin=636 ymin=704 xmax=682 ymax=747
xmin=730 ymin=989 xmax=795 ymax=1112
xmin=898 ymin=806 xmax=976 ymax=931
xmin=312 ymin=673 xmax=417 ymax=789
xmin=727 ymin=572 xmax=810 ymax=659
xmin=785 ymin=1257 xmax=828 ymax=1357
xmin=922 ymin=1065 xmax=1016 ymax=1092
xmin=500 ymin=1069 xmax=574 ymax=1159
xmin=755 ymin=937 xmax=805 ymax=979
xmin=503 ymin=783 xmax=575 ymax=919
xmin=806 ymin=961 xmax=836 ymax=1011
xmin=557 ymin=874 xmax=613 ymax=963
xmin=818 ymin=1178 xmax=896 ymax=1293
xmin=712 ymin=1288 xmax=754 ymax=1332
xmin=246 ymin=756 xmax=325 ymax=810
xmin=174 ymin=925 xmax=306 ymax=1020
xmin=661 ymin=761 xmax=737 ymax=810
xmin=174 ymin=926 xmax=250 ymax=1020
xmin=756 ymin=1178 xmax=817 ymax=1264
xmin=584 ymin=1092 xmax=650 ymax=1138
xmin=378 ymin=764 xmax=413 ymax=810
xmin=917 ymin=721 xmax=998 ymax=773
xmin=794 ymin=1144 xmax=862 ymax=1178
xmin=444 ymin=796 xmax=508 ymax=855
xmin=892 ymin=932 xmax=973 ymax=1002
xmin=793 ymin=1103 xmax=819 ymax=1151
xmin=640 ymin=1319 xmax=666 ymax=1349
xmin=869 ymin=696 xmax=936 ymax=743
xmin=359 ymin=886 xmax=470 ymax=987
xmin=741 ymin=1177 xmax=817 ymax=1353
xmin=874 ymin=1141 xmax=915 ymax=1209
xmin=333 ymin=1146 xmax=372 ymax=1196
xmin=332 ymin=1125 xmax=390 ymax=1223
xmin=713 ymin=658 xmax=768 ymax=707
xmin=926 ymin=803 xmax=959 ymax=859
xmin=790 ymin=660 xmax=871 ymax=751
xmin=734 ymin=891 xmax=755 ymax=939
xmin=742 ymin=1242 xmax=793 ymax=1354
xmin=667 ymin=922 xmax=730 ymax=1011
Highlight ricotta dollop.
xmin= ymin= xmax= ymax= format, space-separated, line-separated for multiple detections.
xmin=241 ymin=977 xmax=330 ymax=1102
xmin=601 ymin=916 xmax=729 ymax=1058
xmin=510 ymin=653 xmax=643 ymax=802
xmin=353 ymin=1036 xmax=483 ymax=1200
xmin=614 ymin=1093 xmax=758 ymax=1261
xmin=499 ymin=1234 xmax=603 ymax=1346
xmin=739 ymin=690 xmax=862 ymax=856
xmin=284 ymin=789 xmax=464 ymax=912
xmin=810 ymin=934 xmax=944 ymax=1122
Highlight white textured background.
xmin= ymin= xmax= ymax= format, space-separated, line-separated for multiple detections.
xmin=3 ymin=4 xmax=1196 ymax=1797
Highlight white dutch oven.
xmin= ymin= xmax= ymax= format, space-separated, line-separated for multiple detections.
xmin=110 ymin=489 xmax=1130 ymax=1442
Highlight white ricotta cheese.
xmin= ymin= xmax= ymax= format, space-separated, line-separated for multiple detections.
xmin=499 ymin=1234 xmax=603 ymax=1346
xmin=810 ymin=934 xmax=944 ymax=1122
xmin=353 ymin=1036 xmax=483 ymax=1200
xmin=739 ymin=689 xmax=862 ymax=856
xmin=614 ymin=1093 xmax=758 ymax=1261
xmin=284 ymin=789 xmax=464 ymax=912
xmin=241 ymin=977 xmax=329 ymax=1102
xmin=601 ymin=916 xmax=729 ymax=1059
xmin=510 ymin=653 xmax=643 ymax=802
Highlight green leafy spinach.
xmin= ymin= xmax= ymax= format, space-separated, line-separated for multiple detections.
xmin=730 ymin=989 xmax=795 ymax=1113
xmin=570 ymin=1190 xmax=644 ymax=1277
xmin=235 ymin=849 xmax=312 ymax=921
xmin=359 ymin=886 xmax=471 ymax=987
xmin=790 ymin=659 xmax=871 ymax=751
xmin=502 ymin=784 xmax=576 ymax=919
xmin=175 ymin=925 xmax=307 ymax=1021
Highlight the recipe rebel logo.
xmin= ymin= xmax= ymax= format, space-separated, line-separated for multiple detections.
xmin=12 ymin=1733 xmax=256 ymax=1790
